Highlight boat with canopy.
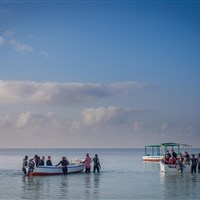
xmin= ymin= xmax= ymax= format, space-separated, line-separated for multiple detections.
xmin=142 ymin=142 xmax=191 ymax=162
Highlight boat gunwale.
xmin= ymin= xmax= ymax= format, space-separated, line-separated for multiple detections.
xmin=35 ymin=164 xmax=84 ymax=169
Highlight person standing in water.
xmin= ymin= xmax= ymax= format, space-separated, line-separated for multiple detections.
xmin=191 ymin=154 xmax=197 ymax=174
xmin=93 ymin=154 xmax=101 ymax=173
xmin=22 ymin=155 xmax=28 ymax=175
xmin=84 ymin=153 xmax=92 ymax=173
xmin=56 ymin=156 xmax=69 ymax=175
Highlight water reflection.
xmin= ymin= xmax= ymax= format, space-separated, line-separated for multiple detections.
xmin=59 ymin=176 xmax=69 ymax=199
xmin=21 ymin=175 xmax=68 ymax=199
xmin=20 ymin=173 xmax=102 ymax=200
xmin=83 ymin=173 xmax=101 ymax=200
xmin=21 ymin=176 xmax=45 ymax=199
xmin=93 ymin=174 xmax=100 ymax=199
xmin=143 ymin=162 xmax=160 ymax=172
xmin=160 ymin=172 xmax=200 ymax=200
xmin=84 ymin=174 xmax=92 ymax=199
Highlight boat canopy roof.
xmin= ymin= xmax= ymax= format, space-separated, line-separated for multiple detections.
xmin=144 ymin=144 xmax=161 ymax=147
xmin=160 ymin=142 xmax=192 ymax=147
xmin=144 ymin=142 xmax=192 ymax=148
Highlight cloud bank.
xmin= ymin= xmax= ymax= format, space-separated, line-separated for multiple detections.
xmin=0 ymin=80 xmax=198 ymax=148
xmin=0 ymin=80 xmax=154 ymax=105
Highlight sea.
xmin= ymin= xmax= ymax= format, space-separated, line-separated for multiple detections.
xmin=0 ymin=148 xmax=200 ymax=200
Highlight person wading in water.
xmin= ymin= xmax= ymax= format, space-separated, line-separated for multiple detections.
xmin=56 ymin=156 xmax=69 ymax=175
xmin=93 ymin=154 xmax=101 ymax=173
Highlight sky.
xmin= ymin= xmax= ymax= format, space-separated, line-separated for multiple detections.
xmin=0 ymin=0 xmax=199 ymax=148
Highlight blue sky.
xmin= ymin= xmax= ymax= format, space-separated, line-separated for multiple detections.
xmin=0 ymin=0 xmax=199 ymax=148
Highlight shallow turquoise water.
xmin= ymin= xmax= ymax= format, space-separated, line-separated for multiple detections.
xmin=0 ymin=148 xmax=200 ymax=199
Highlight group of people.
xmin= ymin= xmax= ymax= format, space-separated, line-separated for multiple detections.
xmin=163 ymin=149 xmax=178 ymax=165
xmin=83 ymin=153 xmax=101 ymax=173
xmin=22 ymin=155 xmax=54 ymax=175
xmin=22 ymin=153 xmax=101 ymax=175
xmin=163 ymin=149 xmax=200 ymax=174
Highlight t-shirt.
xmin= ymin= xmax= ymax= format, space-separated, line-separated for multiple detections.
xmin=93 ymin=157 xmax=100 ymax=167
xmin=46 ymin=160 xmax=53 ymax=166
xmin=84 ymin=156 xmax=91 ymax=168
xmin=22 ymin=159 xmax=28 ymax=168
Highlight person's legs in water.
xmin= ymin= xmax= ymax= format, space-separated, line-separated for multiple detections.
xmin=62 ymin=167 xmax=68 ymax=175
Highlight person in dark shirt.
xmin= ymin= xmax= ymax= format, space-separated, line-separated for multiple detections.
xmin=191 ymin=154 xmax=197 ymax=174
xmin=56 ymin=156 xmax=69 ymax=175
xmin=164 ymin=150 xmax=171 ymax=164
xmin=46 ymin=156 xmax=53 ymax=166
xmin=34 ymin=155 xmax=40 ymax=167
xmin=28 ymin=159 xmax=35 ymax=175
xmin=183 ymin=151 xmax=190 ymax=164
xmin=171 ymin=149 xmax=177 ymax=159
xmin=93 ymin=154 xmax=101 ymax=173
xmin=22 ymin=155 xmax=28 ymax=175
xmin=178 ymin=154 xmax=184 ymax=173
xmin=38 ymin=156 xmax=45 ymax=166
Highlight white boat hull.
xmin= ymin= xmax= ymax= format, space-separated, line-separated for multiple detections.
xmin=29 ymin=164 xmax=84 ymax=176
xmin=160 ymin=160 xmax=191 ymax=173
xmin=143 ymin=155 xmax=164 ymax=162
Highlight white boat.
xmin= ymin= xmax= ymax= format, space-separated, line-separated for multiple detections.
xmin=28 ymin=163 xmax=84 ymax=176
xmin=143 ymin=142 xmax=192 ymax=162
xmin=160 ymin=160 xmax=191 ymax=173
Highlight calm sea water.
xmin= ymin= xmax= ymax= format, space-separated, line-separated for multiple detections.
xmin=0 ymin=148 xmax=200 ymax=200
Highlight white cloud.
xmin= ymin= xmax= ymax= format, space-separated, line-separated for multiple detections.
xmin=81 ymin=106 xmax=143 ymax=125
xmin=0 ymin=112 xmax=59 ymax=130
xmin=9 ymin=39 xmax=33 ymax=52
xmin=16 ymin=112 xmax=32 ymax=128
xmin=0 ymin=36 xmax=4 ymax=45
xmin=15 ymin=111 xmax=58 ymax=129
xmin=0 ymin=80 xmax=154 ymax=105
